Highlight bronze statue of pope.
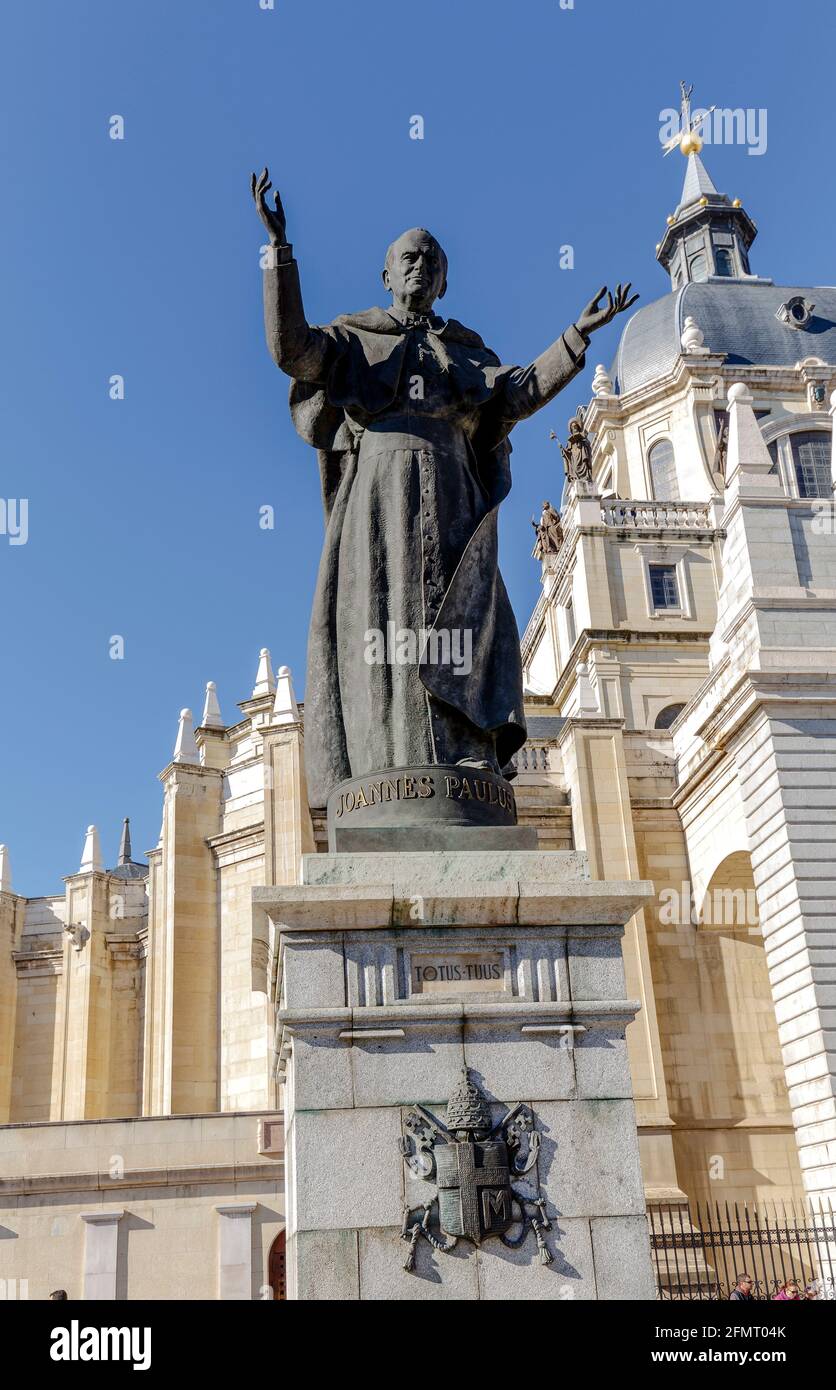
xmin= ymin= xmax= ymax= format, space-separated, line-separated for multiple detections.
xmin=252 ymin=168 xmax=636 ymax=809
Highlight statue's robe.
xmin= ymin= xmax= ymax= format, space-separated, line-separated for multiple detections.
xmin=263 ymin=250 xmax=590 ymax=807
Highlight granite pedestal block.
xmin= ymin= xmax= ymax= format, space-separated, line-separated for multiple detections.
xmin=252 ymin=850 xmax=657 ymax=1301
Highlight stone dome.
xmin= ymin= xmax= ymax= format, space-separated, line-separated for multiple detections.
xmin=611 ymin=280 xmax=836 ymax=396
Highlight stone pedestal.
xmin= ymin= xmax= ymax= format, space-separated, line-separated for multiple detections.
xmin=252 ymin=850 xmax=657 ymax=1300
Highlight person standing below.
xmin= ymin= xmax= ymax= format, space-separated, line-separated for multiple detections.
xmin=730 ymin=1272 xmax=755 ymax=1300
xmin=772 ymin=1278 xmax=801 ymax=1300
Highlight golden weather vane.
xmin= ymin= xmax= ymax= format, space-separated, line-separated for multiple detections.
xmin=662 ymin=80 xmax=716 ymax=158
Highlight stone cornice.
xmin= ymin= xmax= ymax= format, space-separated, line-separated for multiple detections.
xmin=261 ymin=720 xmax=305 ymax=739
xmin=279 ymin=997 xmax=642 ymax=1036
xmin=555 ymin=715 xmax=625 ymax=746
xmin=257 ymin=879 xmax=653 ymax=932
xmin=12 ymin=947 xmax=63 ymax=977
xmin=105 ymin=933 xmax=145 ymax=962
xmin=0 ymin=1160 xmax=283 ymax=1200
xmin=157 ymin=761 xmax=224 ymax=784
xmin=614 ymin=357 xmax=827 ymax=417
xmin=613 ymin=355 xmax=724 ymax=414
xmin=520 ymin=587 xmax=549 ymax=662
xmin=207 ymin=822 xmax=265 ymax=851
xmin=667 ymin=1116 xmax=795 ymax=1132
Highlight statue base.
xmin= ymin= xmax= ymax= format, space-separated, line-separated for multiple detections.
xmin=253 ymin=850 xmax=657 ymax=1300
xmin=327 ymin=764 xmax=518 ymax=852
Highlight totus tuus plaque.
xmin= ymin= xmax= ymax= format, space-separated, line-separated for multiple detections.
xmin=410 ymin=951 xmax=505 ymax=995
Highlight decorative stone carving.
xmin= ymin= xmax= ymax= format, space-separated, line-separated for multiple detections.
xmin=399 ymin=1068 xmax=553 ymax=1271
xmin=713 ymin=414 xmax=729 ymax=478
xmin=680 ymin=315 xmax=708 ymax=353
xmin=592 ymin=363 xmax=614 ymax=396
xmin=532 ymin=501 xmax=564 ymax=559
xmin=64 ymin=923 xmax=89 ymax=953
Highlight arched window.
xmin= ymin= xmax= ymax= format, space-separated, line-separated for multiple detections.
xmin=654 ymin=702 xmax=686 ymax=730
xmin=688 ymin=253 xmax=708 ymax=283
xmin=648 ymin=439 xmax=680 ymax=501
xmin=715 ymin=248 xmax=734 ymax=277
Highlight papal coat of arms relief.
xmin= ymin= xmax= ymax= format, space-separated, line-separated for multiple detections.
xmin=399 ymin=1068 xmax=553 ymax=1271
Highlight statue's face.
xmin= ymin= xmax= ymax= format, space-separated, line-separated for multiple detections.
xmin=383 ymin=229 xmax=447 ymax=313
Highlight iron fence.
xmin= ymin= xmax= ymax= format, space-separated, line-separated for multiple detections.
xmin=649 ymin=1199 xmax=836 ymax=1300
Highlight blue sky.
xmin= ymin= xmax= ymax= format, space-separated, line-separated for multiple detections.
xmin=1 ymin=0 xmax=832 ymax=895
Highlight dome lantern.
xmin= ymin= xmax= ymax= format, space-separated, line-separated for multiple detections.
xmin=657 ymin=83 xmax=758 ymax=290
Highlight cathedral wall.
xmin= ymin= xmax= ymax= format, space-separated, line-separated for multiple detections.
xmin=0 ymin=1112 xmax=284 ymax=1300
xmin=670 ymin=1127 xmax=805 ymax=1208
xmin=0 ymin=892 xmax=22 ymax=1120
xmin=603 ymin=535 xmax=718 ymax=638
xmin=105 ymin=948 xmax=145 ymax=1119
xmin=218 ymin=843 xmax=271 ymax=1113
xmin=159 ymin=768 xmax=223 ymax=1115
xmin=633 ymin=800 xmax=802 ymax=1206
xmin=222 ymin=758 xmax=266 ymax=833
xmin=10 ymin=960 xmax=60 ymax=1122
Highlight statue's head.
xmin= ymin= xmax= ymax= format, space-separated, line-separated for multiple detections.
xmin=382 ymin=228 xmax=447 ymax=313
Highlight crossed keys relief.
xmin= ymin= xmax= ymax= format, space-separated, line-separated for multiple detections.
xmin=398 ymin=1068 xmax=553 ymax=1272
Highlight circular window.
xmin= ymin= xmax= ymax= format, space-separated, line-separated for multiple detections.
xmin=777 ymin=296 xmax=815 ymax=330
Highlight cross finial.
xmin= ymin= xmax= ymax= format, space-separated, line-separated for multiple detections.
xmin=663 ymin=81 xmax=715 ymax=158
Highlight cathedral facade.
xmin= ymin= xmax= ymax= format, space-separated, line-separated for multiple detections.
xmin=1 ymin=145 xmax=835 ymax=1300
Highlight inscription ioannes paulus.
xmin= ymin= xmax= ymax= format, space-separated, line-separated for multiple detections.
xmin=333 ymin=770 xmax=517 ymax=819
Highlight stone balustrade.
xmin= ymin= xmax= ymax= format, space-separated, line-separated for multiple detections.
xmin=512 ymin=743 xmax=552 ymax=773
xmin=600 ymin=500 xmax=715 ymax=531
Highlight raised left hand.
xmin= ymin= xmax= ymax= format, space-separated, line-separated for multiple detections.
xmin=576 ymin=283 xmax=639 ymax=337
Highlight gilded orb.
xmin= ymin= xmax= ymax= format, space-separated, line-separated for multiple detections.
xmin=699 ymin=196 xmax=709 ymax=207
xmin=680 ymin=130 xmax=703 ymax=155
xmin=732 ymin=198 xmax=742 ymax=208
xmin=666 ymin=214 xmax=675 ymax=226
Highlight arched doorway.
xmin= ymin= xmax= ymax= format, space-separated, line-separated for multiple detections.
xmin=268 ymin=1231 xmax=286 ymax=1300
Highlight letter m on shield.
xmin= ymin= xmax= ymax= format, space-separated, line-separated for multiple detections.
xmin=482 ymin=1187 xmax=509 ymax=1231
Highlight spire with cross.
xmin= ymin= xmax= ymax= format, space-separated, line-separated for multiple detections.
xmin=656 ymin=82 xmax=757 ymax=289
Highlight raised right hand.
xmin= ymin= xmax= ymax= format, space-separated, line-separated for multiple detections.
xmin=250 ymin=167 xmax=287 ymax=246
